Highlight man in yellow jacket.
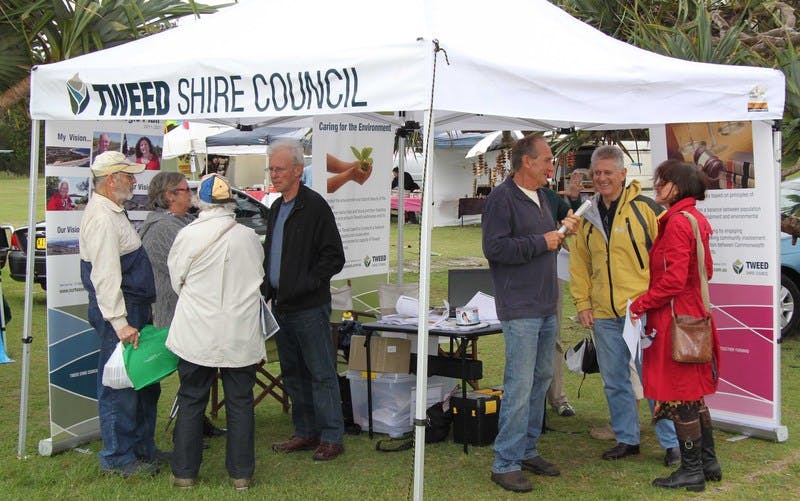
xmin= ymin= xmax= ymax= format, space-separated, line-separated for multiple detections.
xmin=569 ymin=145 xmax=679 ymax=465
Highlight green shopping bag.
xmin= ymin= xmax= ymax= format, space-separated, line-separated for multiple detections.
xmin=123 ymin=325 xmax=178 ymax=390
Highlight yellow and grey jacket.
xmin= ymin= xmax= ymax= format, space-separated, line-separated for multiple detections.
xmin=569 ymin=180 xmax=663 ymax=319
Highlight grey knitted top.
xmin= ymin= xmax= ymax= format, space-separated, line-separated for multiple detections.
xmin=139 ymin=208 xmax=196 ymax=328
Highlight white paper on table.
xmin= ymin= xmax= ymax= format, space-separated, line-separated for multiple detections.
xmin=623 ymin=299 xmax=646 ymax=362
xmin=395 ymin=295 xmax=419 ymax=316
xmin=465 ymin=291 xmax=498 ymax=323
xmin=557 ymin=248 xmax=570 ymax=282
xmin=382 ymin=295 xmax=449 ymax=326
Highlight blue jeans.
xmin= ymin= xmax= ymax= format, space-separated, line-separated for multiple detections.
xmin=492 ymin=316 xmax=556 ymax=474
xmin=91 ymin=301 xmax=160 ymax=470
xmin=593 ymin=317 xmax=677 ymax=449
xmin=274 ymin=303 xmax=343 ymax=445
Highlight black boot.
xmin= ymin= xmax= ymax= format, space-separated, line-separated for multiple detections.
xmin=652 ymin=419 xmax=705 ymax=492
xmin=699 ymin=408 xmax=722 ymax=481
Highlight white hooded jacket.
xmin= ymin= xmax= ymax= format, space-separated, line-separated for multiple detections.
xmin=167 ymin=206 xmax=265 ymax=367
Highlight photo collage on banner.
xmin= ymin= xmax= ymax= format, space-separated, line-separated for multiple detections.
xmin=660 ymin=121 xmax=784 ymax=437
xmin=41 ymin=120 xmax=163 ymax=455
xmin=313 ymin=116 xmax=394 ymax=280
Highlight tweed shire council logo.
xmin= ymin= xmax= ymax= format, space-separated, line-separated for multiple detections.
xmin=67 ymin=73 xmax=90 ymax=115
xmin=363 ymin=255 xmax=372 ymax=267
xmin=732 ymin=259 xmax=744 ymax=274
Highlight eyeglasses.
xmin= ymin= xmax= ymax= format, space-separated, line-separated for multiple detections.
xmin=268 ymin=166 xmax=292 ymax=174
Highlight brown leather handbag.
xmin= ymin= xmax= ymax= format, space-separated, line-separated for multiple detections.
xmin=670 ymin=212 xmax=712 ymax=364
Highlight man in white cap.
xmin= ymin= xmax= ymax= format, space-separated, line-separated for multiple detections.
xmin=79 ymin=151 xmax=161 ymax=477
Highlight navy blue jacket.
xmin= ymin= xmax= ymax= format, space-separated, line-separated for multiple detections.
xmin=481 ymin=177 xmax=558 ymax=320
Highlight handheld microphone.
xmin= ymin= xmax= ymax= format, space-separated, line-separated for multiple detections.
xmin=557 ymin=199 xmax=592 ymax=234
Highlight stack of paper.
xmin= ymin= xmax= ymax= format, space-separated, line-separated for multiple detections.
xmin=464 ymin=292 xmax=499 ymax=323
xmin=379 ymin=296 xmax=450 ymax=327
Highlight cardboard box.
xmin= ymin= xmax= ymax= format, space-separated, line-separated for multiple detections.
xmin=348 ymin=335 xmax=411 ymax=374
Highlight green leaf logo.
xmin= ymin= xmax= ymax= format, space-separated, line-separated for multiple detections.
xmin=67 ymin=73 xmax=90 ymax=115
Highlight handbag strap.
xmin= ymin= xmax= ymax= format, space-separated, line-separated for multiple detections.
xmin=670 ymin=211 xmax=710 ymax=316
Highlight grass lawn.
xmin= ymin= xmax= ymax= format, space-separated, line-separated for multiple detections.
xmin=1 ymin=175 xmax=800 ymax=499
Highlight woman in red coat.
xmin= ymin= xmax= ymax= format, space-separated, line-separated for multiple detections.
xmin=630 ymin=160 xmax=721 ymax=492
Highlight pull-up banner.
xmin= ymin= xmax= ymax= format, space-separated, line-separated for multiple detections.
xmin=653 ymin=120 xmax=787 ymax=441
xmin=39 ymin=119 xmax=163 ymax=455
xmin=313 ymin=115 xmax=394 ymax=280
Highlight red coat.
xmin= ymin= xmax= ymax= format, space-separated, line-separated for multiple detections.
xmin=630 ymin=197 xmax=720 ymax=401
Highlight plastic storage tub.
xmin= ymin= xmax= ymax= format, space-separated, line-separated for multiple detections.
xmin=347 ymin=370 xmax=415 ymax=437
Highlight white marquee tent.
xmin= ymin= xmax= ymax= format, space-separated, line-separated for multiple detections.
xmin=24 ymin=0 xmax=785 ymax=497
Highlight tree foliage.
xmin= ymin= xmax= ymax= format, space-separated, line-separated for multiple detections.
xmin=0 ymin=0 xmax=227 ymax=174
xmin=555 ymin=0 xmax=800 ymax=174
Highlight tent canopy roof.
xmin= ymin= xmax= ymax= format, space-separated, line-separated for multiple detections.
xmin=30 ymin=0 xmax=784 ymax=129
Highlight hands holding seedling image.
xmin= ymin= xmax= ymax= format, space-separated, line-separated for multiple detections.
xmin=326 ymin=147 xmax=375 ymax=193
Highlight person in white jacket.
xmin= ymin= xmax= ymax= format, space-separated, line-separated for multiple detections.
xmin=167 ymin=174 xmax=265 ymax=491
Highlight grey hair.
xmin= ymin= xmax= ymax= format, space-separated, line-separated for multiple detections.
xmin=590 ymin=145 xmax=625 ymax=170
xmin=510 ymin=134 xmax=546 ymax=174
xmin=147 ymin=171 xmax=187 ymax=210
xmin=268 ymin=139 xmax=304 ymax=166
xmin=93 ymin=174 xmax=109 ymax=190
xmin=194 ymin=198 xmax=236 ymax=213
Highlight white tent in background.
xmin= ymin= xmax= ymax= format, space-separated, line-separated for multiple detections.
xmin=161 ymin=121 xmax=233 ymax=159
xmin=24 ymin=0 xmax=786 ymax=497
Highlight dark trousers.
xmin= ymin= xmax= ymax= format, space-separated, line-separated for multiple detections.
xmin=274 ymin=303 xmax=344 ymax=444
xmin=172 ymin=359 xmax=257 ymax=479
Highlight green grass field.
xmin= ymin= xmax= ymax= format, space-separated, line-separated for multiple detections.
xmin=1 ymin=175 xmax=799 ymax=499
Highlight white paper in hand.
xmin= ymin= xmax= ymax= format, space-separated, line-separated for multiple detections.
xmin=260 ymin=297 xmax=280 ymax=342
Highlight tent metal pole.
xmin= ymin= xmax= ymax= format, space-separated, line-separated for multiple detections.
xmin=396 ymin=135 xmax=406 ymax=284
xmin=413 ymin=109 xmax=435 ymax=501
xmin=18 ymin=119 xmax=41 ymax=459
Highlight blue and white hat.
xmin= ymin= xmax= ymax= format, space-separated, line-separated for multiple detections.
xmin=198 ymin=173 xmax=234 ymax=204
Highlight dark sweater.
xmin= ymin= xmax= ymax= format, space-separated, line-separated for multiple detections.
xmin=481 ymin=177 xmax=559 ymax=320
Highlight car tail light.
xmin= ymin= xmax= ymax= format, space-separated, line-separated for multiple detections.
xmin=10 ymin=233 xmax=21 ymax=250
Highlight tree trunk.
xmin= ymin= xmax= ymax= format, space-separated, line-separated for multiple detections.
xmin=782 ymin=214 xmax=800 ymax=244
xmin=0 ymin=76 xmax=31 ymax=117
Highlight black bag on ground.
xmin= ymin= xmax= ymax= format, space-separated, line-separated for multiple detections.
xmin=375 ymin=401 xmax=453 ymax=451
xmin=424 ymin=401 xmax=453 ymax=443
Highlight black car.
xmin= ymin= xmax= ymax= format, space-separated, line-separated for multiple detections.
xmin=7 ymin=222 xmax=47 ymax=289
xmin=4 ymin=187 xmax=269 ymax=290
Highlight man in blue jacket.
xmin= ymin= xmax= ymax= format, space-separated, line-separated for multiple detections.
xmin=263 ymin=140 xmax=346 ymax=462
xmin=482 ymin=135 xmax=579 ymax=493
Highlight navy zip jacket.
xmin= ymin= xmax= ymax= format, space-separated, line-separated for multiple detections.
xmin=482 ymin=177 xmax=559 ymax=321
xmin=262 ymin=184 xmax=345 ymax=312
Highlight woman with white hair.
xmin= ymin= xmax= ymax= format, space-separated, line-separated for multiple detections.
xmin=166 ymin=174 xmax=265 ymax=491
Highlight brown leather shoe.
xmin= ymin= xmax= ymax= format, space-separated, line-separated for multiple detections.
xmin=490 ymin=471 xmax=532 ymax=493
xmin=312 ymin=442 xmax=344 ymax=461
xmin=272 ymin=435 xmax=320 ymax=453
